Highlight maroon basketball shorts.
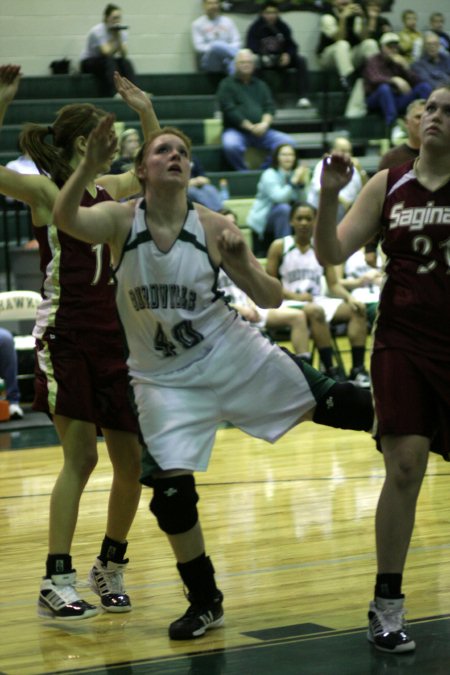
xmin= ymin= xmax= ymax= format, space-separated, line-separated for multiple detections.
xmin=371 ymin=348 xmax=450 ymax=459
xmin=33 ymin=327 xmax=138 ymax=434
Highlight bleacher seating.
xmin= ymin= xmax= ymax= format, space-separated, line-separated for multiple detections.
xmin=0 ymin=70 xmax=390 ymax=287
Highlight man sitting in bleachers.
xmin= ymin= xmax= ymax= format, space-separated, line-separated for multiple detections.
xmin=246 ymin=1 xmax=311 ymax=108
xmin=216 ymin=49 xmax=296 ymax=171
xmin=191 ymin=0 xmax=241 ymax=75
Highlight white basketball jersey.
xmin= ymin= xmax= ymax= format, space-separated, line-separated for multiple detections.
xmin=114 ymin=200 xmax=235 ymax=375
xmin=278 ymin=236 xmax=323 ymax=297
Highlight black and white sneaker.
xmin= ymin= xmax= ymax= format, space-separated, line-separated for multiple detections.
xmin=169 ymin=591 xmax=224 ymax=640
xmin=88 ymin=557 xmax=131 ymax=612
xmin=9 ymin=403 xmax=24 ymax=420
xmin=367 ymin=597 xmax=415 ymax=653
xmin=38 ymin=571 xmax=98 ymax=620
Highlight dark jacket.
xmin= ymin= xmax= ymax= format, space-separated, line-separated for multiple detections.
xmin=216 ymin=74 xmax=275 ymax=129
xmin=246 ymin=16 xmax=299 ymax=66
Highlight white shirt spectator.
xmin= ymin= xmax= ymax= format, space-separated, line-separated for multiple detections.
xmin=192 ymin=15 xmax=241 ymax=55
xmin=81 ymin=23 xmax=129 ymax=60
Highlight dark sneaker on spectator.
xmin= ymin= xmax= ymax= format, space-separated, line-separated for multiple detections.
xmin=9 ymin=403 xmax=24 ymax=419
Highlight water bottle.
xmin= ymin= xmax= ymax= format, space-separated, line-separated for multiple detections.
xmin=219 ymin=178 xmax=230 ymax=201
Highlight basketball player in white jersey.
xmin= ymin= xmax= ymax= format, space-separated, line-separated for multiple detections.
xmin=52 ymin=121 xmax=373 ymax=641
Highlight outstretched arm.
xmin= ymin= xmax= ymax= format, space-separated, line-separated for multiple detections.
xmin=0 ymin=64 xmax=56 ymax=219
xmin=200 ymin=206 xmax=282 ymax=308
xmin=219 ymin=225 xmax=282 ymax=308
xmin=314 ymin=153 xmax=385 ymax=265
xmin=98 ymin=72 xmax=159 ymax=200
xmin=114 ymin=72 xmax=159 ymax=139
xmin=53 ymin=115 xmax=130 ymax=252
xmin=0 ymin=64 xmax=21 ymax=129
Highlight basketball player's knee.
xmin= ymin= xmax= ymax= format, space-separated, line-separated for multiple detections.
xmin=150 ymin=474 xmax=199 ymax=535
xmin=313 ymin=382 xmax=373 ymax=432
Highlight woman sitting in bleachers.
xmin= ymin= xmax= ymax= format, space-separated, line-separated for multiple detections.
xmin=246 ymin=143 xmax=310 ymax=256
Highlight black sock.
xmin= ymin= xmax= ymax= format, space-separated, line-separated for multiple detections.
xmin=351 ymin=346 xmax=365 ymax=370
xmin=375 ymin=573 xmax=403 ymax=599
xmin=177 ymin=553 xmax=220 ymax=604
xmin=99 ymin=535 xmax=128 ymax=564
xmin=319 ymin=347 xmax=333 ymax=370
xmin=46 ymin=554 xmax=72 ymax=578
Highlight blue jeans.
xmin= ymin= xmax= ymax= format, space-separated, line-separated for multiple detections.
xmin=0 ymin=327 xmax=20 ymax=403
xmin=187 ymin=184 xmax=224 ymax=212
xmin=366 ymin=82 xmax=432 ymax=126
xmin=222 ymin=128 xmax=296 ymax=171
xmin=200 ymin=42 xmax=238 ymax=75
xmin=267 ymin=203 xmax=292 ymax=239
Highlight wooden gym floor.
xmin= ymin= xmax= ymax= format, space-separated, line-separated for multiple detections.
xmin=2 ymin=410 xmax=450 ymax=674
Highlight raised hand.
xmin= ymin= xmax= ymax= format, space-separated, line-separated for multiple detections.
xmin=114 ymin=72 xmax=152 ymax=113
xmin=85 ymin=114 xmax=118 ymax=173
xmin=320 ymin=152 xmax=354 ymax=193
xmin=0 ymin=64 xmax=22 ymax=105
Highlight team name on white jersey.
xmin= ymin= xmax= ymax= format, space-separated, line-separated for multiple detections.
xmin=128 ymin=284 xmax=197 ymax=312
xmin=389 ymin=201 xmax=450 ymax=231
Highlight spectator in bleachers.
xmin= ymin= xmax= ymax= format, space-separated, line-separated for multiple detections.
xmin=316 ymin=0 xmax=379 ymax=93
xmin=245 ymin=1 xmax=311 ymax=108
xmin=217 ymin=267 xmax=311 ymax=360
xmin=398 ymin=10 xmax=423 ymax=64
xmin=266 ymin=201 xmax=371 ymax=386
xmin=109 ymin=128 xmax=140 ymax=174
xmin=378 ymin=97 xmax=424 ymax=170
xmin=191 ymin=0 xmax=241 ymax=75
xmin=364 ymin=97 xmax=425 ymax=268
xmin=218 ymin=207 xmax=311 ymax=358
xmin=411 ymin=32 xmax=450 ymax=89
xmin=80 ymin=4 xmax=136 ymax=97
xmin=307 ymin=136 xmax=365 ymax=223
xmin=363 ymin=32 xmax=432 ymax=128
xmin=363 ymin=0 xmax=392 ymax=42
xmin=216 ymin=49 xmax=297 ymax=171
xmin=247 ymin=143 xmax=310 ymax=256
xmin=336 ymin=248 xmax=382 ymax=327
xmin=0 ymin=327 xmax=23 ymax=420
xmin=428 ymin=12 xmax=450 ymax=54
xmin=188 ymin=156 xmax=224 ymax=212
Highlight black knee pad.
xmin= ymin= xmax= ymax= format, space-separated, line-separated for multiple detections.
xmin=150 ymin=474 xmax=199 ymax=535
xmin=313 ymin=382 xmax=374 ymax=432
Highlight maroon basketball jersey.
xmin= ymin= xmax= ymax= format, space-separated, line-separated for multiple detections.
xmin=33 ymin=186 xmax=119 ymax=335
xmin=375 ymin=161 xmax=450 ymax=360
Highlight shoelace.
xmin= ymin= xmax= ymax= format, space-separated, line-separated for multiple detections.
xmin=49 ymin=582 xmax=82 ymax=606
xmin=182 ymin=604 xmax=215 ymax=625
xmin=95 ymin=567 xmax=125 ymax=594
xmin=375 ymin=607 xmax=405 ymax=634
